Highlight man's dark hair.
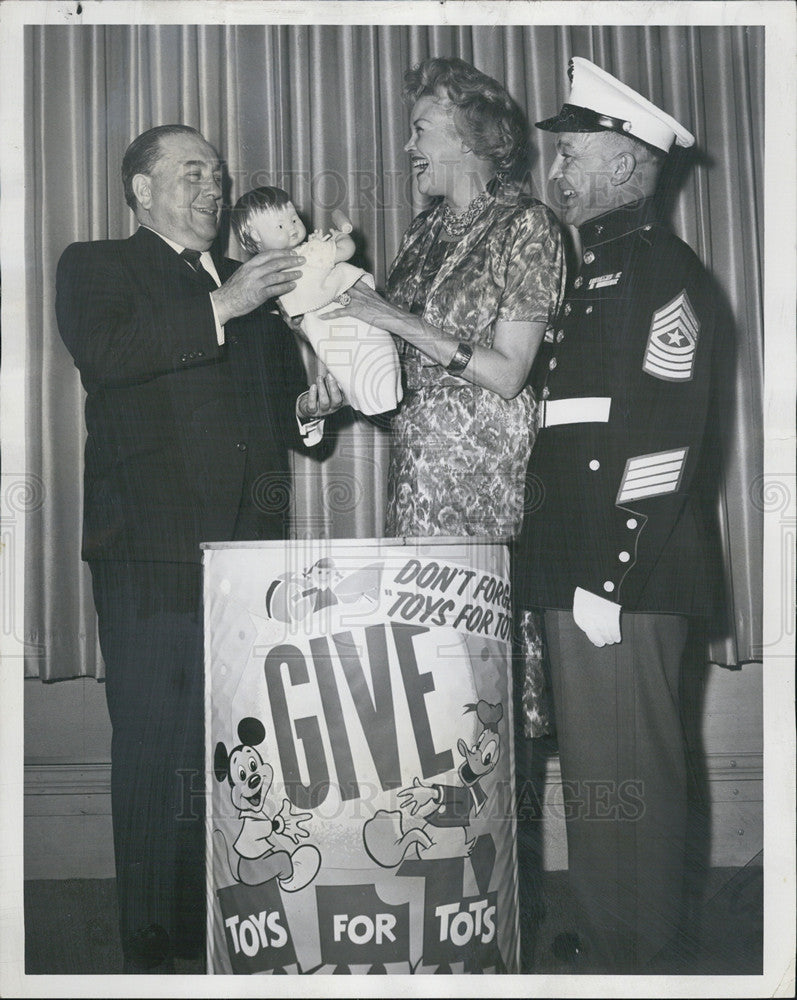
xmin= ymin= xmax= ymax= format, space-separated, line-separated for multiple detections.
xmin=121 ymin=124 xmax=204 ymax=211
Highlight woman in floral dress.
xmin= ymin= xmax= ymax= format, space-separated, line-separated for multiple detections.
xmin=328 ymin=56 xmax=565 ymax=543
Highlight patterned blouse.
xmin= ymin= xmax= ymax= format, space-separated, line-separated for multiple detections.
xmin=386 ymin=191 xmax=566 ymax=389
xmin=382 ymin=190 xmax=566 ymax=541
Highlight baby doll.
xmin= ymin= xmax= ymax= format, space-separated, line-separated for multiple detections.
xmin=232 ymin=186 xmax=402 ymax=416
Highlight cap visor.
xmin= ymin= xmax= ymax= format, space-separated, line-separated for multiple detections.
xmin=536 ymin=104 xmax=615 ymax=134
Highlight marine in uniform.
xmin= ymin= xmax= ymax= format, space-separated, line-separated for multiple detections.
xmin=514 ymin=58 xmax=720 ymax=972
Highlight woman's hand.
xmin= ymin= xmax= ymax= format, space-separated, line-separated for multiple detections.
xmin=325 ymin=280 xmax=547 ymax=400
xmin=324 ymin=279 xmax=406 ymax=328
xmin=324 ymin=280 xmax=455 ymax=372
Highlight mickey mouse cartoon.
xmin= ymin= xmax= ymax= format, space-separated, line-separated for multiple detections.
xmin=214 ymin=716 xmax=321 ymax=891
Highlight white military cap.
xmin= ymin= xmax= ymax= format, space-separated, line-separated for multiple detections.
xmin=536 ymin=57 xmax=695 ymax=153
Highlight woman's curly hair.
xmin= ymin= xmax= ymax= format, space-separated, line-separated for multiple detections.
xmin=403 ymin=57 xmax=530 ymax=183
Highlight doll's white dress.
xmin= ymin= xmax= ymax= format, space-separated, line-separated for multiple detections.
xmin=279 ymin=233 xmax=402 ymax=416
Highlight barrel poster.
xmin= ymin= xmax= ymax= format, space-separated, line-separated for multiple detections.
xmin=203 ymin=537 xmax=519 ymax=974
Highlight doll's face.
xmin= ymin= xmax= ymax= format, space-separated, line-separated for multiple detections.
xmin=247 ymin=203 xmax=306 ymax=250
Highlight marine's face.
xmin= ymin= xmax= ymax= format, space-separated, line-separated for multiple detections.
xmin=136 ymin=132 xmax=222 ymax=250
xmin=404 ymin=94 xmax=467 ymax=199
xmin=548 ymin=131 xmax=617 ymax=227
xmin=248 ymin=203 xmax=306 ymax=251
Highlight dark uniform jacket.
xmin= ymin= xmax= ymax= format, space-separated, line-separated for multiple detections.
xmin=515 ymin=199 xmax=718 ymax=616
xmin=56 ymin=225 xmax=309 ymax=565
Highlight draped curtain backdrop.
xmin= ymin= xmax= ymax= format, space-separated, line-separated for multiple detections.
xmin=24 ymin=23 xmax=763 ymax=680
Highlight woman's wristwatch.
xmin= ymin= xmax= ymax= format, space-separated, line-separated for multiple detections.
xmin=446 ymin=340 xmax=473 ymax=375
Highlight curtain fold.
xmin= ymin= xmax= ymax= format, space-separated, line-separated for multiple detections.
xmin=24 ymin=23 xmax=764 ymax=679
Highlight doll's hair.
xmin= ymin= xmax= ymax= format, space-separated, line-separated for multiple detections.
xmin=403 ymin=57 xmax=530 ymax=184
xmin=231 ymin=186 xmax=293 ymax=255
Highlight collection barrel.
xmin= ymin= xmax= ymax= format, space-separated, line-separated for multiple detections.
xmin=204 ymin=537 xmax=519 ymax=974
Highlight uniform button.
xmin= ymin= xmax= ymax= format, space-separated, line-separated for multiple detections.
xmin=237 ymin=442 xmax=247 ymax=451
xmin=564 ymin=303 xmax=572 ymax=316
xmin=626 ymin=518 xmax=638 ymax=530
xmin=228 ymin=335 xmax=239 ymax=346
xmin=197 ymin=350 xmax=205 ymax=358
xmin=574 ymin=276 xmax=583 ymax=289
xmin=541 ymin=386 xmax=551 ymax=400
xmin=603 ymin=581 xmax=615 ymax=594
xmin=180 ymin=353 xmax=188 ymax=363
xmin=583 ymin=250 xmax=595 ymax=264
xmin=618 ymin=551 xmax=630 ymax=562
xmin=556 ymin=330 xmax=565 ymax=343
xmin=585 ymin=305 xmax=593 ymax=315
xmin=589 ymin=459 xmax=600 ymax=471
xmin=549 ymin=357 xmax=557 ymax=370
xmin=189 ymin=351 xmax=196 ymax=359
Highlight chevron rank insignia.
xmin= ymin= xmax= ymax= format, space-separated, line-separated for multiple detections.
xmin=642 ymin=290 xmax=699 ymax=381
xmin=616 ymin=447 xmax=688 ymax=504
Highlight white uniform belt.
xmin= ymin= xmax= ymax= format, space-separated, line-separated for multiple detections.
xmin=540 ymin=396 xmax=612 ymax=427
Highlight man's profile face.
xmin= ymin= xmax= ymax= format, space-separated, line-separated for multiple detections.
xmin=137 ymin=132 xmax=222 ymax=250
xmin=547 ymin=131 xmax=618 ymax=228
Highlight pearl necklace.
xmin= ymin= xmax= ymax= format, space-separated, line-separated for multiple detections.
xmin=441 ymin=190 xmax=494 ymax=237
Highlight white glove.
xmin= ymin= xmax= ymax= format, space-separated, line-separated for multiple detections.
xmin=573 ymin=587 xmax=622 ymax=647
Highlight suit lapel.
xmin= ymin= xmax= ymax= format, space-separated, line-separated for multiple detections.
xmin=130 ymin=225 xmax=234 ymax=287
xmin=212 ymin=246 xmax=238 ymax=283
xmin=130 ymin=225 xmax=178 ymax=266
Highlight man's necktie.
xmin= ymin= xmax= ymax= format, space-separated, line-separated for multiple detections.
xmin=180 ymin=248 xmax=219 ymax=291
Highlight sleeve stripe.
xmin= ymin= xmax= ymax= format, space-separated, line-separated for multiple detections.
xmin=651 ymin=311 xmax=699 ymax=340
xmin=651 ymin=291 xmax=698 ymax=332
xmin=618 ymin=480 xmax=681 ymax=501
xmin=626 ymin=449 xmax=686 ymax=470
xmin=643 ymin=362 xmax=694 ymax=381
xmin=646 ymin=342 xmax=697 ymax=361
xmin=623 ymin=460 xmax=685 ymax=483
xmin=617 ymin=447 xmax=688 ymax=503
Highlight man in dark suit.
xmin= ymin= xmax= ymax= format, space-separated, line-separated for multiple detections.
xmin=514 ymin=60 xmax=721 ymax=972
xmin=55 ymin=124 xmax=343 ymax=972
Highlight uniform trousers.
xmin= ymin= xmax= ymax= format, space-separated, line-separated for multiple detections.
xmin=543 ymin=609 xmax=690 ymax=972
xmin=90 ymin=559 xmax=206 ymax=968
